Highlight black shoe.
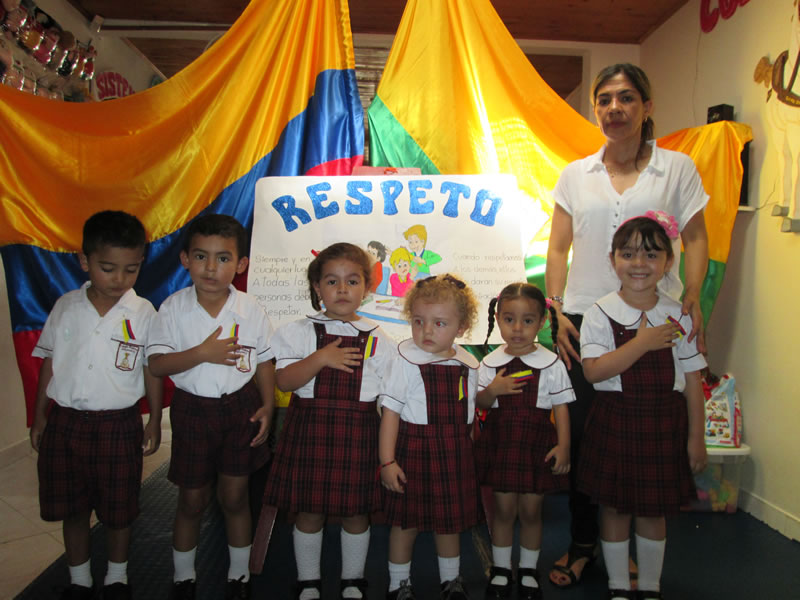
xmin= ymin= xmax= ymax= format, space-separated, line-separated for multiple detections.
xmin=102 ymin=583 xmax=132 ymax=600
xmin=637 ymin=591 xmax=664 ymax=599
xmin=441 ymin=576 xmax=470 ymax=599
xmin=58 ymin=584 xmax=95 ymax=600
xmin=295 ymin=579 xmax=322 ymax=600
xmin=340 ymin=577 xmax=368 ymax=599
xmin=171 ymin=579 xmax=196 ymax=600
xmin=608 ymin=590 xmax=635 ymax=600
xmin=226 ymin=576 xmax=251 ymax=599
xmin=484 ymin=566 xmax=512 ymax=599
xmin=517 ymin=568 xmax=543 ymax=600
xmin=387 ymin=578 xmax=415 ymax=600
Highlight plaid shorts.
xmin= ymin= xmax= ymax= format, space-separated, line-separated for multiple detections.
xmin=37 ymin=403 xmax=143 ymax=528
xmin=168 ymin=381 xmax=270 ymax=489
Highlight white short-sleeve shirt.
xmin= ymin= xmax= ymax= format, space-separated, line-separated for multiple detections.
xmin=380 ymin=339 xmax=479 ymax=425
xmin=580 ymin=291 xmax=707 ymax=393
xmin=270 ymin=313 xmax=397 ymax=402
xmin=146 ymin=285 xmax=274 ymax=397
xmin=478 ymin=345 xmax=575 ymax=409
xmin=553 ymin=141 xmax=709 ymax=315
xmin=32 ymin=282 xmax=156 ymax=411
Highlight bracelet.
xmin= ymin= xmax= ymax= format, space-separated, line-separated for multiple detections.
xmin=548 ymin=295 xmax=564 ymax=305
xmin=376 ymin=459 xmax=396 ymax=480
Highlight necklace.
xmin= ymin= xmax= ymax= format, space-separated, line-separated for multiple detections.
xmin=605 ymin=161 xmax=639 ymax=178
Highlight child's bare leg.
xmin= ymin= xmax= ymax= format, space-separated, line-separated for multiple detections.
xmin=217 ymin=473 xmax=251 ymax=547
xmin=600 ymin=506 xmax=632 ymax=591
xmin=173 ymin=484 xmax=213 ymax=551
xmin=433 ymin=532 xmax=461 ymax=584
xmin=634 ymin=516 xmax=666 ymax=593
xmin=388 ymin=526 xmax=417 ymax=592
xmin=340 ymin=514 xmax=370 ymax=598
xmin=488 ymin=492 xmax=517 ymax=587
xmin=106 ymin=526 xmax=131 ymax=564
xmin=63 ymin=511 xmax=93 ymax=588
xmin=518 ymin=493 xmax=544 ymax=587
xmin=63 ymin=511 xmax=91 ymax=566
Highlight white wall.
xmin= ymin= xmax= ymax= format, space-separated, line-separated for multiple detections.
xmin=643 ymin=0 xmax=800 ymax=541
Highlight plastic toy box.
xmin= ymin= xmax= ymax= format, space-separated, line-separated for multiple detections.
xmin=685 ymin=444 xmax=751 ymax=513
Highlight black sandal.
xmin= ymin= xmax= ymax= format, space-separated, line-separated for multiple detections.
xmin=294 ymin=579 xmax=321 ymax=600
xmin=484 ymin=565 xmax=513 ymax=599
xmin=608 ymin=590 xmax=635 ymax=600
xmin=339 ymin=578 xmax=368 ymax=599
xmin=637 ymin=591 xmax=663 ymax=599
xmin=548 ymin=543 xmax=597 ymax=588
xmin=517 ymin=568 xmax=543 ymax=600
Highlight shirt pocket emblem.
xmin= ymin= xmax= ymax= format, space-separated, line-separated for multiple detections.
xmin=115 ymin=342 xmax=141 ymax=371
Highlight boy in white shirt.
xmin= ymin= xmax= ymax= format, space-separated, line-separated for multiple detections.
xmin=147 ymin=214 xmax=275 ymax=600
xmin=30 ymin=210 xmax=163 ymax=600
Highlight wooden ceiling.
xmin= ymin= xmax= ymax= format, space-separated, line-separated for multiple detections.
xmin=65 ymin=0 xmax=690 ymax=86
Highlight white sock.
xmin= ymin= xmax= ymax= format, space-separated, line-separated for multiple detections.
xmin=104 ymin=560 xmax=128 ymax=586
xmin=293 ymin=527 xmax=322 ymax=600
xmin=519 ymin=546 xmax=540 ymax=587
xmin=635 ymin=534 xmax=665 ymax=592
xmin=490 ymin=545 xmax=512 ymax=584
xmin=69 ymin=559 xmax=92 ymax=588
xmin=173 ymin=547 xmax=197 ymax=583
xmin=601 ymin=539 xmax=630 ymax=591
xmin=228 ymin=544 xmax=251 ymax=582
xmin=438 ymin=555 xmax=460 ymax=584
xmin=388 ymin=560 xmax=411 ymax=592
xmin=341 ymin=528 xmax=369 ymax=598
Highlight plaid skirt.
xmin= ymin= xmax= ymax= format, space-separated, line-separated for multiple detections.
xmin=263 ymin=397 xmax=381 ymax=515
xmin=383 ymin=421 xmax=481 ymax=533
xmin=475 ymin=405 xmax=568 ymax=494
xmin=168 ymin=381 xmax=270 ymax=488
xmin=577 ymin=390 xmax=695 ymax=516
xmin=38 ymin=404 xmax=143 ymax=528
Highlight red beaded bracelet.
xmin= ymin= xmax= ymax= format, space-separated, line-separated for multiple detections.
xmin=376 ymin=459 xmax=396 ymax=480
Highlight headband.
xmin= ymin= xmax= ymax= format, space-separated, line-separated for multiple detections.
xmin=622 ymin=210 xmax=679 ymax=240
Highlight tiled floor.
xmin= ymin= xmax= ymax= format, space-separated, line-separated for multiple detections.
xmin=0 ymin=412 xmax=172 ymax=600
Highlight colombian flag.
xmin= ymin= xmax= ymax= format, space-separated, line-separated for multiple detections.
xmin=368 ymin=0 xmax=751 ymax=348
xmin=0 ymin=0 xmax=364 ymax=424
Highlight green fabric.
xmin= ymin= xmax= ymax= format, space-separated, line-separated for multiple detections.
xmin=367 ymin=96 xmax=440 ymax=174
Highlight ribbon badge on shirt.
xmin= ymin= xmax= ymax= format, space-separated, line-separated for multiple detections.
xmin=458 ymin=375 xmax=467 ymax=402
xmin=363 ymin=335 xmax=378 ymax=359
xmin=510 ymin=369 xmax=535 ymax=382
xmin=115 ymin=319 xmax=140 ymax=371
xmin=231 ymin=323 xmax=252 ymax=373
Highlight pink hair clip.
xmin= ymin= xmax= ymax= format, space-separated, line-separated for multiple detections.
xmin=643 ymin=210 xmax=680 ymax=240
xmin=545 ymin=298 xmax=553 ymax=309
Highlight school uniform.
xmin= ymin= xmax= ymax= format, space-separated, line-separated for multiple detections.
xmin=576 ymin=291 xmax=707 ymax=516
xmin=146 ymin=284 xmax=274 ymax=488
xmin=381 ymin=340 xmax=481 ymax=534
xmin=263 ymin=313 xmax=397 ymax=516
xmin=475 ymin=345 xmax=574 ymax=494
xmin=32 ymin=283 xmax=155 ymax=528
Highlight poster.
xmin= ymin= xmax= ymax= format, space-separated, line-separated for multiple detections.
xmin=249 ymin=175 xmax=529 ymax=344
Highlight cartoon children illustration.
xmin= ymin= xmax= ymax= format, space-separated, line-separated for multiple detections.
xmin=367 ymin=241 xmax=389 ymax=293
xmin=389 ymin=247 xmax=418 ymax=298
xmin=404 ymin=225 xmax=441 ymax=276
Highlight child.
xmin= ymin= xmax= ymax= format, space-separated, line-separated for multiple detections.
xmin=475 ymin=283 xmax=574 ymax=600
xmin=146 ymin=214 xmax=275 ymax=600
xmin=576 ymin=212 xmax=707 ymax=600
xmin=30 ymin=210 xmax=162 ymax=600
xmin=380 ymin=274 xmax=481 ymax=600
xmin=367 ymin=240 xmax=388 ymax=293
xmin=388 ymin=247 xmax=418 ymax=297
xmin=403 ymin=224 xmax=441 ymax=276
xmin=262 ymin=242 xmax=396 ymax=600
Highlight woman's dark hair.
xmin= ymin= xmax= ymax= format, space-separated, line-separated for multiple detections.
xmin=368 ymin=240 xmax=388 ymax=262
xmin=592 ymin=63 xmax=654 ymax=161
xmin=307 ymin=242 xmax=372 ymax=311
xmin=484 ymin=282 xmax=558 ymax=350
xmin=611 ymin=217 xmax=674 ymax=260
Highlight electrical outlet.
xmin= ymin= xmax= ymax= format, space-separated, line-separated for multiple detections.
xmin=780 ymin=218 xmax=800 ymax=233
xmin=772 ymin=205 xmax=789 ymax=217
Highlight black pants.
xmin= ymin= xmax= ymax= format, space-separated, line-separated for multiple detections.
xmin=564 ymin=313 xmax=599 ymax=546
